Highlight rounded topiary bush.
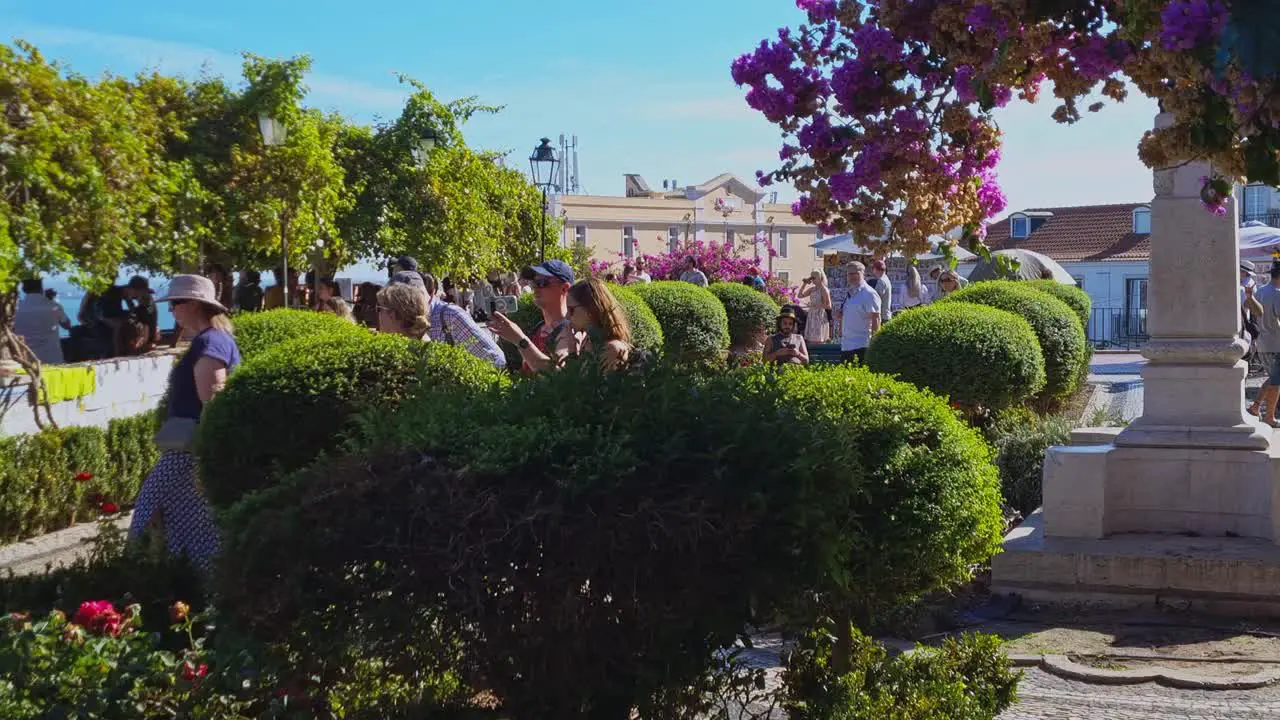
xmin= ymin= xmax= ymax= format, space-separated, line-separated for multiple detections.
xmin=606 ymin=283 xmax=664 ymax=354
xmin=1026 ymin=279 xmax=1091 ymax=332
xmin=232 ymin=308 xmax=364 ymax=360
xmin=708 ymin=282 xmax=780 ymax=348
xmin=630 ymin=281 xmax=730 ymax=360
xmin=865 ymin=302 xmax=1046 ymax=412
xmin=196 ymin=333 xmax=500 ymax=509
xmin=218 ymin=362 xmax=1002 ymax=718
xmin=768 ymin=365 xmax=1004 ymax=624
xmin=938 ymin=280 xmax=1089 ymax=399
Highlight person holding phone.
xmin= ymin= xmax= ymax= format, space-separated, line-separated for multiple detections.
xmin=490 ymin=278 xmax=633 ymax=372
xmin=763 ymin=307 xmax=810 ymax=365
xmin=386 ymin=272 xmax=506 ymax=368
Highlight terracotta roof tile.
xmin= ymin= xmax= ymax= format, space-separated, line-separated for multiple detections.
xmin=983 ymin=203 xmax=1151 ymax=262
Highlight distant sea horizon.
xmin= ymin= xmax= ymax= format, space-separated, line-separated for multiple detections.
xmin=38 ymin=262 xmax=389 ymax=337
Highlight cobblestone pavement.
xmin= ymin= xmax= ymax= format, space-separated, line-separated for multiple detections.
xmin=1000 ymin=667 xmax=1280 ymax=719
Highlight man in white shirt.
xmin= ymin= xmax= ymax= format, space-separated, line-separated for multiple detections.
xmin=834 ymin=262 xmax=882 ymax=364
xmin=869 ymin=259 xmax=893 ymax=322
xmin=14 ymin=279 xmax=71 ymax=364
xmin=678 ymin=256 xmax=709 ymax=287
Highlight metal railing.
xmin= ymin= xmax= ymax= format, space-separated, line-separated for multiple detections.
xmin=1087 ymin=308 xmax=1148 ymax=350
xmin=1242 ymin=210 xmax=1280 ymax=227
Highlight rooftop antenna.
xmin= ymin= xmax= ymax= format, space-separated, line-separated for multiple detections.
xmin=571 ymin=135 xmax=581 ymax=194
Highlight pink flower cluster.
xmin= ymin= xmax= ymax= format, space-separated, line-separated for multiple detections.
xmin=72 ymin=600 xmax=126 ymax=637
xmin=590 ymin=235 xmax=799 ymax=305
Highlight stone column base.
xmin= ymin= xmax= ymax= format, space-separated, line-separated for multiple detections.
xmin=1041 ymin=441 xmax=1280 ymax=541
xmin=992 ymin=510 xmax=1280 ymax=618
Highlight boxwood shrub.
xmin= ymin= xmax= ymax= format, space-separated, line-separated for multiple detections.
xmin=231 ymin=308 xmax=364 ymax=360
xmin=196 ymin=334 xmax=501 ymax=510
xmin=1026 ymin=279 xmax=1091 ymax=331
xmin=218 ymin=361 xmax=1002 ymax=718
xmin=938 ymin=281 xmax=1089 ymax=399
xmin=865 ymin=302 xmax=1046 ymax=412
xmin=606 ymin=283 xmax=664 ymax=354
xmin=0 ymin=413 xmax=158 ymax=544
xmin=630 ymin=281 xmax=730 ymax=361
xmin=708 ymin=282 xmax=780 ymax=348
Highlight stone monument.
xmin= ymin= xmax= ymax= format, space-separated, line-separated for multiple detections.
xmin=992 ymin=112 xmax=1280 ymax=615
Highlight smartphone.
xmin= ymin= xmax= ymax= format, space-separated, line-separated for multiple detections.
xmin=488 ymin=295 xmax=519 ymax=315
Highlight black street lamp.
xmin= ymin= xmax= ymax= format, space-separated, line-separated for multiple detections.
xmin=529 ymin=137 xmax=560 ymax=263
xmin=258 ymin=114 xmax=292 ymax=307
xmin=411 ymin=127 xmax=442 ymax=167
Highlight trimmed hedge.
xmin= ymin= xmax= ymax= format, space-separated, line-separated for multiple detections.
xmin=218 ymin=361 xmax=1002 ymax=717
xmin=0 ymin=414 xmax=158 ymax=544
xmin=231 ymin=308 xmax=365 ymax=360
xmin=630 ymin=281 xmax=730 ymax=361
xmin=197 ymin=333 xmax=501 ymax=510
xmin=866 ymin=302 xmax=1046 ymax=412
xmin=708 ymin=282 xmax=780 ymax=348
xmin=939 ymin=281 xmax=1089 ymax=399
xmin=1026 ymin=279 xmax=1091 ymax=331
xmin=606 ymin=283 xmax=664 ymax=354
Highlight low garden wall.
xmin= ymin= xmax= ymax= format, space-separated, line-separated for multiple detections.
xmin=0 ymin=351 xmax=178 ymax=437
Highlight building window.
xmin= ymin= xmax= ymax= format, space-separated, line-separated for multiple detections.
xmin=623 ymin=226 xmax=636 ymax=258
xmin=574 ymin=225 xmax=587 ymax=248
xmin=776 ymin=271 xmax=791 ymax=284
xmin=668 ymin=226 xmax=680 ymax=253
xmin=1010 ymin=215 xmax=1029 ymax=239
xmin=1072 ymin=276 xmax=1085 ymax=291
xmin=1132 ymin=207 xmax=1151 ymax=234
xmin=815 ymin=230 xmax=824 ymax=258
xmin=1244 ymin=185 xmax=1272 ymax=222
xmin=777 ymin=230 xmax=789 ymax=258
xmin=1125 ymin=277 xmax=1148 ymax=313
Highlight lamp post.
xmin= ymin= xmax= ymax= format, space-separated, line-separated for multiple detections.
xmin=529 ymin=137 xmax=559 ymax=263
xmin=411 ymin=128 xmax=442 ymax=167
xmin=258 ymin=114 xmax=291 ymax=307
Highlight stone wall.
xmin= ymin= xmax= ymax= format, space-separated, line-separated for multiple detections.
xmin=0 ymin=351 xmax=179 ymax=437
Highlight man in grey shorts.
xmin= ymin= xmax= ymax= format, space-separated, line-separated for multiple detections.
xmin=1248 ymin=263 xmax=1280 ymax=426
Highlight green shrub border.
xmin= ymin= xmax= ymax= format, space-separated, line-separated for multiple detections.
xmin=0 ymin=413 xmax=159 ymax=544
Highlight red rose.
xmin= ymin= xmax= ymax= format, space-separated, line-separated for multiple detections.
xmin=99 ymin=502 xmax=119 ymax=514
xmin=74 ymin=472 xmax=93 ymax=482
xmin=182 ymin=661 xmax=209 ymax=682
xmin=73 ymin=600 xmax=123 ymax=637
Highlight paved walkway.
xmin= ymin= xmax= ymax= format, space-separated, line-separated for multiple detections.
xmin=1001 ymin=667 xmax=1280 ymax=719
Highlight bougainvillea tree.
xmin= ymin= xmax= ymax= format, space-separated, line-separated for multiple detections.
xmin=734 ymin=0 xmax=1280 ymax=255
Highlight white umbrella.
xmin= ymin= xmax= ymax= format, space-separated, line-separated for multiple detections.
xmin=1239 ymin=221 xmax=1280 ymax=259
xmin=811 ymin=234 xmax=976 ymax=261
xmin=967 ymin=249 xmax=1076 ymax=284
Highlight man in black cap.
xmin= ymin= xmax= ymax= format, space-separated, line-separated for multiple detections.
xmin=489 ymin=260 xmax=574 ymax=374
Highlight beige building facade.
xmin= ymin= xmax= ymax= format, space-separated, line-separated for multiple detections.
xmin=551 ymin=173 xmax=824 ymax=286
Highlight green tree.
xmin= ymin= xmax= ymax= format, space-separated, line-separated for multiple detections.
xmin=339 ymin=77 xmax=561 ymax=278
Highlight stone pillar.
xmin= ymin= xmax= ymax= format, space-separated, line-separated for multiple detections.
xmin=1114 ymin=112 xmax=1269 ymax=451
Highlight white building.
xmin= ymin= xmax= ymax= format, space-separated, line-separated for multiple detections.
xmin=983 ymin=203 xmax=1152 ymax=347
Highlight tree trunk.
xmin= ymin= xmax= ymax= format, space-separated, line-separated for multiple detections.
xmin=0 ymin=287 xmax=57 ymax=430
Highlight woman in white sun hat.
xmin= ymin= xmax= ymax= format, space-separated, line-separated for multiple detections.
xmin=128 ymin=274 xmax=241 ymax=574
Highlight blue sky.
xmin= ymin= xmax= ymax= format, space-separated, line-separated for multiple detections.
xmin=1 ymin=0 xmax=1158 ymax=217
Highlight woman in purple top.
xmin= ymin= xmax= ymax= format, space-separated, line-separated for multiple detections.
xmin=128 ymin=275 xmax=241 ymax=574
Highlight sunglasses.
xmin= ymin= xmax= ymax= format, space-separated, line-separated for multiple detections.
xmin=533 ymin=277 xmax=561 ymax=289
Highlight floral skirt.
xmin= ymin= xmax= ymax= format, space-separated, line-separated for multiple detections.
xmin=805 ymin=307 xmax=831 ymax=344
xmin=128 ymin=450 xmax=220 ymax=574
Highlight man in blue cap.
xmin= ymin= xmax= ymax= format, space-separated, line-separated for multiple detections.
xmin=489 ymin=260 xmax=574 ymax=375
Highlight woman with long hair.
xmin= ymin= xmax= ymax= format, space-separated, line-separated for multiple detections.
xmin=376 ymin=281 xmax=432 ymax=341
xmin=903 ymin=265 xmax=931 ymax=308
xmin=129 ymin=275 xmax=241 ymax=574
xmin=798 ymin=270 xmax=832 ymax=343
xmin=937 ymin=270 xmax=963 ymax=297
xmin=490 ymin=278 xmax=632 ymax=371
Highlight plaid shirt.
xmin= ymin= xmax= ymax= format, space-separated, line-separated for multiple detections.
xmin=428 ymin=298 xmax=506 ymax=369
